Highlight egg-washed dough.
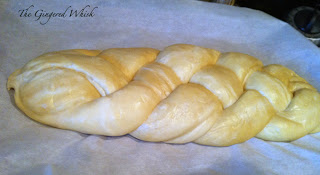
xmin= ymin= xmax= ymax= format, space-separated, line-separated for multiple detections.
xmin=7 ymin=44 xmax=320 ymax=146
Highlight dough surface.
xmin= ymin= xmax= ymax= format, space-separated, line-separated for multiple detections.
xmin=7 ymin=44 xmax=320 ymax=146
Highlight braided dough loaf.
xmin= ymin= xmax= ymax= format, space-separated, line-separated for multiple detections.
xmin=7 ymin=44 xmax=320 ymax=146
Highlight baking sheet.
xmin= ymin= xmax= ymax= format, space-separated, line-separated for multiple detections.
xmin=1 ymin=0 xmax=320 ymax=174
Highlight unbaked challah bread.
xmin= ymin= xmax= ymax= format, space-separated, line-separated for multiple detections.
xmin=7 ymin=44 xmax=320 ymax=146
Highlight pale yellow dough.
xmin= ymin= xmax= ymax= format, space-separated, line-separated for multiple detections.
xmin=7 ymin=44 xmax=320 ymax=146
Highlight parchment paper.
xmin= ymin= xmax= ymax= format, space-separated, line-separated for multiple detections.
xmin=1 ymin=0 xmax=320 ymax=174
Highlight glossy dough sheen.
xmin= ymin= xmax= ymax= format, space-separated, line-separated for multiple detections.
xmin=7 ymin=44 xmax=320 ymax=146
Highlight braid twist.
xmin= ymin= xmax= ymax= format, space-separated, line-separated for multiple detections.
xmin=7 ymin=44 xmax=320 ymax=146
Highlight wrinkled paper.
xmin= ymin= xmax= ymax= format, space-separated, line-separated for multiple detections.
xmin=0 ymin=0 xmax=320 ymax=174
